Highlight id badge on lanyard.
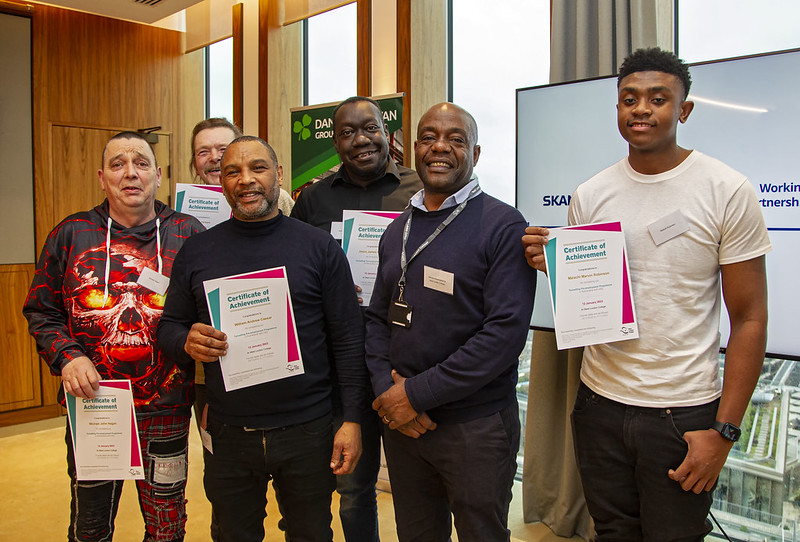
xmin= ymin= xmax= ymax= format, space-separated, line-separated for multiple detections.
xmin=390 ymin=186 xmax=478 ymax=328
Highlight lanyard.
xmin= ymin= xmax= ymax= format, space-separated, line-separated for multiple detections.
xmin=397 ymin=185 xmax=479 ymax=301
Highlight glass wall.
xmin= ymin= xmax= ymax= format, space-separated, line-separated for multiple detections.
xmin=449 ymin=0 xmax=550 ymax=476
xmin=678 ymin=2 xmax=800 ymax=539
xmin=448 ymin=0 xmax=800 ymax=502
xmin=206 ymin=37 xmax=234 ymax=121
xmin=305 ymin=3 xmax=357 ymax=106
xmin=450 ymin=0 xmax=550 ymax=205
xmin=678 ymin=0 xmax=800 ymax=63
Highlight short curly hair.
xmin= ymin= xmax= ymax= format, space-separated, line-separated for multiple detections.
xmin=617 ymin=47 xmax=692 ymax=100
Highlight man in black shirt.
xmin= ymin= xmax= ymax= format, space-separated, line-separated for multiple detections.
xmin=291 ymin=96 xmax=422 ymax=542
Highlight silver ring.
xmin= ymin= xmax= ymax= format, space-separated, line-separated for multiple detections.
xmin=383 ymin=415 xmax=391 ymax=424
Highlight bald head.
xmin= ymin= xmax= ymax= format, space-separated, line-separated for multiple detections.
xmin=418 ymin=103 xmax=478 ymax=147
xmin=413 ymin=102 xmax=481 ymax=210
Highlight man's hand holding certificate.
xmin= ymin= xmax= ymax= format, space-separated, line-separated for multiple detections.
xmin=65 ymin=380 xmax=144 ymax=481
xmin=341 ymin=210 xmax=402 ymax=306
xmin=542 ymin=221 xmax=638 ymax=349
xmin=203 ymin=266 xmax=304 ymax=391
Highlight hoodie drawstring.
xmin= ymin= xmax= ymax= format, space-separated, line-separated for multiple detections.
xmin=103 ymin=215 xmax=163 ymax=306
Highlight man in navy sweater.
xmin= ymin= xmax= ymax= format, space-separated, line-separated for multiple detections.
xmin=157 ymin=136 xmax=369 ymax=541
xmin=365 ymin=103 xmax=536 ymax=541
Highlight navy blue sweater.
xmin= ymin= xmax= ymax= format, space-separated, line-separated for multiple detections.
xmin=365 ymin=193 xmax=536 ymax=424
xmin=157 ymin=213 xmax=369 ymax=428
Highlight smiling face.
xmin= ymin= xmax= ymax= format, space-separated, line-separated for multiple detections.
xmin=333 ymin=100 xmax=390 ymax=186
xmin=414 ymin=103 xmax=480 ymax=209
xmin=221 ymin=139 xmax=282 ymax=222
xmin=193 ymin=126 xmax=237 ymax=185
xmin=98 ymin=137 xmax=161 ymax=226
xmin=617 ymin=70 xmax=694 ymax=158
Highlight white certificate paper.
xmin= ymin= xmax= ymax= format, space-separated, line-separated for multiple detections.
xmin=341 ymin=210 xmax=402 ymax=306
xmin=203 ymin=267 xmax=304 ymax=391
xmin=65 ymin=380 xmax=144 ymax=481
xmin=174 ymin=183 xmax=232 ymax=229
xmin=543 ymin=221 xmax=638 ymax=350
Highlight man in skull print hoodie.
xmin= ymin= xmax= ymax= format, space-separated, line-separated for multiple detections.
xmin=23 ymin=132 xmax=204 ymax=542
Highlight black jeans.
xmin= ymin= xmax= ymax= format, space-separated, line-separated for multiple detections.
xmin=383 ymin=403 xmax=520 ymax=542
xmin=572 ymin=383 xmax=716 ymax=542
xmin=203 ymin=414 xmax=336 ymax=542
xmin=335 ymin=408 xmax=381 ymax=542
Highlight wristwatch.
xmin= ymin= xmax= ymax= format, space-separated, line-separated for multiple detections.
xmin=712 ymin=421 xmax=741 ymax=442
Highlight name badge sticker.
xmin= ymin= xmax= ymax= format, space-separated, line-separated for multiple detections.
xmin=647 ymin=210 xmax=689 ymax=246
xmin=137 ymin=266 xmax=170 ymax=296
xmin=423 ymin=266 xmax=454 ymax=295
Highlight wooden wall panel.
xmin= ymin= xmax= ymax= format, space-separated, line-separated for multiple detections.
xmin=178 ymin=48 xmax=206 ymax=184
xmin=40 ymin=358 xmax=62 ymax=411
xmin=0 ymin=1 xmax=184 ymax=425
xmin=0 ymin=0 xmax=32 ymax=15
xmin=233 ymin=2 xmax=244 ymax=129
xmin=395 ymin=0 xmax=447 ymax=169
xmin=409 ymin=0 xmax=447 ymax=170
xmin=32 ymin=3 xmax=182 ymax=250
xmin=39 ymin=9 xmax=180 ymax=129
xmin=258 ymin=0 xmax=269 ymax=140
xmin=357 ymin=0 xmax=372 ymax=96
xmin=396 ymin=0 xmax=410 ymax=167
xmin=51 ymin=125 xmax=173 ymax=219
xmin=51 ymin=126 xmax=110 ymax=220
xmin=265 ymin=0 xmax=302 ymax=180
xmin=0 ymin=264 xmax=41 ymax=412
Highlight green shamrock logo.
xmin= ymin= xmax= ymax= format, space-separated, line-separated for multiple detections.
xmin=293 ymin=114 xmax=312 ymax=141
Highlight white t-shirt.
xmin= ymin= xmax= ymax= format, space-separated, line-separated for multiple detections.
xmin=569 ymin=151 xmax=771 ymax=407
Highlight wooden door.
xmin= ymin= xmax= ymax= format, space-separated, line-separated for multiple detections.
xmin=51 ymin=125 xmax=173 ymax=221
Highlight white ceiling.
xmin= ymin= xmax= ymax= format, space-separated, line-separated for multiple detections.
xmin=40 ymin=0 xmax=203 ymax=24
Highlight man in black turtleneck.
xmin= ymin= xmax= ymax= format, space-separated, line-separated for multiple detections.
xmin=157 ymin=136 xmax=369 ymax=542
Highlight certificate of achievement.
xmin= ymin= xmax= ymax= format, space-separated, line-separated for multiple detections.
xmin=341 ymin=210 xmax=402 ymax=306
xmin=203 ymin=267 xmax=304 ymax=391
xmin=174 ymin=183 xmax=232 ymax=229
xmin=65 ymin=380 xmax=144 ymax=481
xmin=543 ymin=221 xmax=638 ymax=350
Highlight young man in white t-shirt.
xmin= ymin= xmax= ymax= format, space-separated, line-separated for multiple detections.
xmin=522 ymin=48 xmax=770 ymax=541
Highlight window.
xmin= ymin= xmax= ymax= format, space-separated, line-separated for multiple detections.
xmin=206 ymin=37 xmax=234 ymax=121
xmin=677 ymin=2 xmax=800 ymax=538
xmin=449 ymin=0 xmax=550 ymax=477
xmin=304 ymin=3 xmax=357 ymax=106
xmin=450 ymin=0 xmax=550 ymax=205
xmin=678 ymin=0 xmax=800 ymax=63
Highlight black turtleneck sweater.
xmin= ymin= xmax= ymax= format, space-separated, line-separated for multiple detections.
xmin=157 ymin=213 xmax=368 ymax=428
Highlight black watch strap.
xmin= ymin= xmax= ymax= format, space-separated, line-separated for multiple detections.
xmin=712 ymin=421 xmax=741 ymax=442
